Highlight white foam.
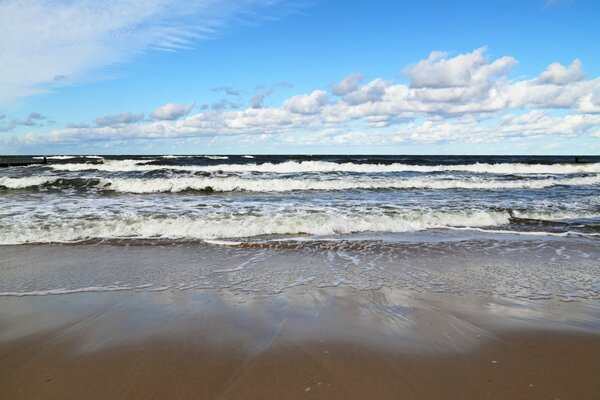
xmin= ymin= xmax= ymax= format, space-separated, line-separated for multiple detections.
xmin=0 ymin=176 xmax=58 ymax=189
xmin=50 ymin=160 xmax=600 ymax=175
xmin=33 ymin=155 xmax=103 ymax=160
xmin=50 ymin=159 xmax=154 ymax=172
xmin=512 ymin=210 xmax=600 ymax=221
xmin=242 ymin=155 xmax=255 ymax=159
xmin=204 ymin=239 xmax=244 ymax=246
xmin=98 ymin=174 xmax=600 ymax=193
xmin=204 ymin=155 xmax=229 ymax=160
xmin=0 ymin=284 xmax=153 ymax=297
xmin=449 ymin=227 xmax=600 ymax=238
xmin=0 ymin=209 xmax=511 ymax=244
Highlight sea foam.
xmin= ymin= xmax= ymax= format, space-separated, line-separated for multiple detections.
xmin=98 ymin=175 xmax=600 ymax=193
xmin=50 ymin=160 xmax=600 ymax=174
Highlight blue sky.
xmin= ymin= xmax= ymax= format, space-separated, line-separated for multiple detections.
xmin=0 ymin=0 xmax=599 ymax=155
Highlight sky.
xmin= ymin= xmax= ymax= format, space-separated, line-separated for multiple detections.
xmin=0 ymin=0 xmax=599 ymax=155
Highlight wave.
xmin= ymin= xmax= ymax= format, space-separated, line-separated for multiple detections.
xmin=50 ymin=160 xmax=600 ymax=174
xmin=0 ymin=209 xmax=511 ymax=244
xmin=204 ymin=155 xmax=229 ymax=160
xmin=511 ymin=210 xmax=600 ymax=221
xmin=50 ymin=159 xmax=155 ymax=172
xmin=33 ymin=155 xmax=103 ymax=160
xmin=449 ymin=227 xmax=600 ymax=238
xmin=0 ymin=176 xmax=58 ymax=189
xmin=3 ymin=174 xmax=599 ymax=192
xmin=99 ymin=175 xmax=600 ymax=193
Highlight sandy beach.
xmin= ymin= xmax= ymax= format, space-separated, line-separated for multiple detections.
xmin=1 ymin=291 xmax=599 ymax=399
xmin=1 ymin=243 xmax=599 ymax=400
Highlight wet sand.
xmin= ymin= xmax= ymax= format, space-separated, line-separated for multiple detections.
xmin=1 ymin=288 xmax=599 ymax=400
xmin=1 ymin=330 xmax=599 ymax=400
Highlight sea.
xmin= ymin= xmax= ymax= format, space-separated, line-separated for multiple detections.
xmin=1 ymin=155 xmax=599 ymax=301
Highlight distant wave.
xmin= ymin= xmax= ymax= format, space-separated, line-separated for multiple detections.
xmin=33 ymin=155 xmax=103 ymax=160
xmin=203 ymin=155 xmax=229 ymax=160
xmin=50 ymin=160 xmax=600 ymax=174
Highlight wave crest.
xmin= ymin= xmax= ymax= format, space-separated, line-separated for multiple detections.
xmin=50 ymin=160 xmax=600 ymax=174
xmin=100 ymin=175 xmax=600 ymax=193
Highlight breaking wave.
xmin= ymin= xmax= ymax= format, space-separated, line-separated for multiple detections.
xmin=50 ymin=160 xmax=600 ymax=174
xmin=98 ymin=175 xmax=600 ymax=193
xmin=0 ymin=209 xmax=511 ymax=244
xmin=33 ymin=155 xmax=103 ymax=160
xmin=2 ymin=174 xmax=599 ymax=192
xmin=0 ymin=176 xmax=59 ymax=189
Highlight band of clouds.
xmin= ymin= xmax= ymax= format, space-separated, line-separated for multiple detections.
xmin=6 ymin=48 xmax=600 ymax=147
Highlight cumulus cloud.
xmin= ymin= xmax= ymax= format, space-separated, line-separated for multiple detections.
xmin=0 ymin=0 xmax=294 ymax=105
xmin=6 ymin=48 xmax=600 ymax=149
xmin=403 ymin=47 xmax=516 ymax=88
xmin=389 ymin=111 xmax=600 ymax=144
xmin=342 ymin=78 xmax=390 ymax=105
xmin=577 ymin=91 xmax=600 ymax=114
xmin=538 ymin=59 xmax=585 ymax=85
xmin=95 ymin=111 xmax=145 ymax=127
xmin=284 ymin=90 xmax=329 ymax=114
xmin=150 ymin=102 xmax=195 ymax=120
xmin=332 ymin=73 xmax=364 ymax=96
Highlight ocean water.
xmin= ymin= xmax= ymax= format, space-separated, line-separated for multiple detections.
xmin=1 ymin=155 xmax=599 ymax=301
xmin=1 ymin=155 xmax=599 ymax=244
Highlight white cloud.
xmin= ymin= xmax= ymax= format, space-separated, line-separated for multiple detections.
xmin=577 ymin=91 xmax=600 ymax=114
xmin=402 ymin=47 xmax=516 ymax=89
xmin=283 ymin=90 xmax=329 ymax=114
xmin=332 ymin=73 xmax=364 ymax=96
xmin=0 ymin=0 xmax=291 ymax=105
xmin=151 ymin=102 xmax=195 ymax=120
xmin=538 ymin=59 xmax=585 ymax=85
xmin=342 ymin=79 xmax=390 ymax=105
